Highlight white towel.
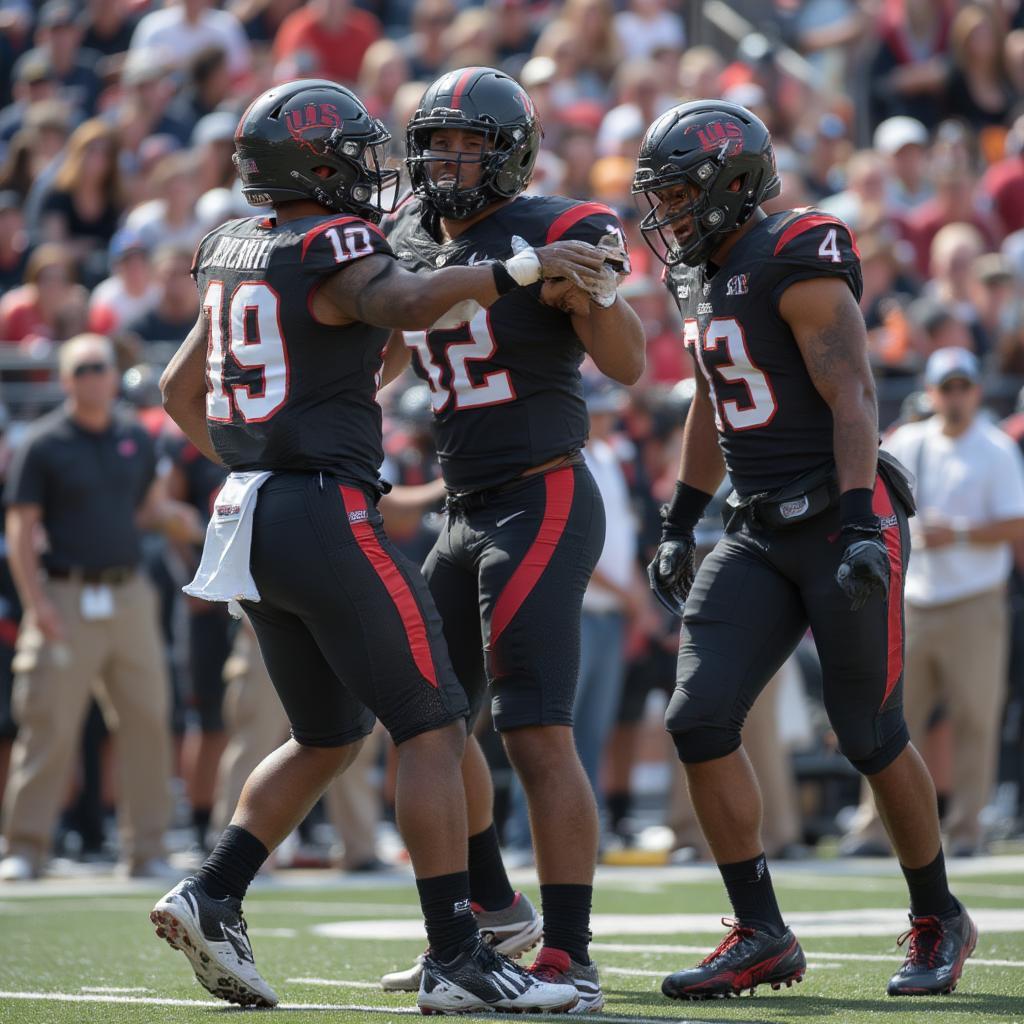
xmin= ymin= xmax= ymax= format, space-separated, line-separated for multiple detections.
xmin=183 ymin=470 xmax=273 ymax=615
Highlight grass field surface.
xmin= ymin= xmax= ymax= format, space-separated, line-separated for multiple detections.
xmin=1 ymin=857 xmax=1022 ymax=1023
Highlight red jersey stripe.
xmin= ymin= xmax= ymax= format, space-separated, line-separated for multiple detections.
xmin=338 ymin=485 xmax=439 ymax=688
xmin=489 ymin=467 xmax=575 ymax=647
xmin=301 ymin=215 xmax=387 ymax=261
xmin=872 ymin=478 xmax=904 ymax=707
xmin=545 ymin=202 xmax=618 ymax=244
xmin=773 ymin=213 xmax=861 ymax=259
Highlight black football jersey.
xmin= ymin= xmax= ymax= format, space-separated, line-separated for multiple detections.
xmin=665 ymin=208 xmax=863 ymax=497
xmin=192 ymin=213 xmax=395 ymax=492
xmin=385 ymin=193 xmax=626 ymax=490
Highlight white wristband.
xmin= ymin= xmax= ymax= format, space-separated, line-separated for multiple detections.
xmin=504 ymin=247 xmax=541 ymax=286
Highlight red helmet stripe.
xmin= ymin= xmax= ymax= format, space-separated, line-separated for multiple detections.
xmin=450 ymin=67 xmax=481 ymax=110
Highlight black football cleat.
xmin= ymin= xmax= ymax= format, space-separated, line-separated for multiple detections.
xmin=887 ymin=901 xmax=977 ymax=996
xmin=662 ymin=919 xmax=806 ymax=1000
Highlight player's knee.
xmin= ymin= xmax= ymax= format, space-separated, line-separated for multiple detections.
xmin=664 ymin=696 xmax=742 ymax=764
xmin=839 ymin=717 xmax=910 ymax=776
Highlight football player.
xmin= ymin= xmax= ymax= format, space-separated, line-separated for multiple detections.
xmin=380 ymin=67 xmax=645 ymax=1012
xmin=153 ymin=79 xmax=608 ymax=1015
xmin=635 ymin=101 xmax=976 ymax=1000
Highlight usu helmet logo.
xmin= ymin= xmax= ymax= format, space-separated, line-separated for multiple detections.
xmin=686 ymin=119 xmax=744 ymax=156
xmin=284 ymin=102 xmax=342 ymax=154
xmin=726 ymin=274 xmax=748 ymax=295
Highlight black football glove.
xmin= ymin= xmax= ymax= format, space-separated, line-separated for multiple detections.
xmin=648 ymin=530 xmax=697 ymax=616
xmin=835 ymin=520 xmax=890 ymax=611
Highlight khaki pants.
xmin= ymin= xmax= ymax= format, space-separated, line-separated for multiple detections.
xmin=2 ymin=575 xmax=171 ymax=871
xmin=668 ymin=665 xmax=801 ymax=857
xmin=844 ymin=585 xmax=1009 ymax=850
xmin=213 ymin=623 xmax=381 ymax=868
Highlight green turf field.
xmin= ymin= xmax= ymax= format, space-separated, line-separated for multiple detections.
xmin=1 ymin=859 xmax=1022 ymax=1023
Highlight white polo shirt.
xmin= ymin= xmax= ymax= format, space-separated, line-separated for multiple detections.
xmin=582 ymin=438 xmax=636 ymax=613
xmin=885 ymin=415 xmax=1024 ymax=607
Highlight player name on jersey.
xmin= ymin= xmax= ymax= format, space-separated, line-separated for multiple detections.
xmin=201 ymin=235 xmax=275 ymax=272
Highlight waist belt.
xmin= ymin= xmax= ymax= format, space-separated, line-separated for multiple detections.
xmin=725 ymin=474 xmax=839 ymax=532
xmin=46 ymin=566 xmax=136 ymax=584
xmin=445 ymin=451 xmax=582 ymax=516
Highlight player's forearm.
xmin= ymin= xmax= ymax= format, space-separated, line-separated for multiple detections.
xmin=378 ymin=267 xmax=500 ymax=329
xmin=831 ymin=385 xmax=879 ymax=494
xmin=580 ymin=296 xmax=645 ymax=385
xmin=963 ymin=518 xmax=1024 ymax=545
xmin=164 ymin=392 xmax=222 ymax=466
xmin=678 ymin=392 xmax=726 ymax=495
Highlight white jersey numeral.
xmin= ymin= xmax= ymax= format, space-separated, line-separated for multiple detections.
xmin=818 ymin=227 xmax=841 ymax=263
xmin=684 ymin=316 xmax=777 ymax=431
xmin=404 ymin=309 xmax=515 ymax=413
xmin=325 ymin=225 xmax=375 ymax=262
xmin=203 ymin=279 xmax=289 ymax=424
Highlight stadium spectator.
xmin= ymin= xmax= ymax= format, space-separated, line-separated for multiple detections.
xmin=946 ymin=4 xmax=1014 ymax=134
xmin=80 ymin=0 xmax=141 ymax=59
xmin=357 ymin=40 xmax=410 ymax=125
xmin=800 ymin=113 xmax=850 ymax=204
xmin=843 ymin=347 xmax=1024 ymax=856
xmin=819 ymin=149 xmax=890 ymax=232
xmin=87 ymin=229 xmax=159 ymax=338
xmin=561 ymin=0 xmax=621 ymax=86
xmin=873 ymin=116 xmax=933 ymax=213
xmin=166 ymin=45 xmax=234 ymax=129
xmin=0 ymin=51 xmax=61 ymax=147
xmin=398 ymin=0 xmax=454 ymax=82
xmin=190 ymin=111 xmax=241 ymax=194
xmin=0 ymin=193 xmax=28 ymax=297
xmin=491 ymin=0 xmax=538 ymax=65
xmin=868 ymin=0 xmax=953 ymax=128
xmin=923 ymin=223 xmax=988 ymax=353
xmin=443 ymin=8 xmax=498 ymax=71
xmin=232 ymin=0 xmax=304 ymax=44
xmin=0 ymin=333 xmax=200 ymax=881
xmin=25 ymin=1 xmax=103 ymax=117
xmin=124 ymin=151 xmax=203 ymax=253
xmin=614 ymin=0 xmax=685 ymax=62
xmin=980 ymin=116 xmax=1024 ymax=238
xmin=0 ymin=245 xmax=87 ymax=346
xmin=573 ymin=379 xmax=648 ymax=800
xmin=273 ymin=0 xmax=382 ymax=85
xmin=906 ymin=159 xmax=999 ymax=276
xmin=125 ymin=245 xmax=199 ymax=347
xmin=32 ymin=119 xmax=123 ymax=273
xmin=130 ymin=0 xmax=252 ymax=79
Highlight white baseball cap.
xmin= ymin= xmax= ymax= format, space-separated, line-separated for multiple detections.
xmin=924 ymin=346 xmax=980 ymax=387
xmin=873 ymin=116 xmax=929 ymax=156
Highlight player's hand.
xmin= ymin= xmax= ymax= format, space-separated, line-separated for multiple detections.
xmin=539 ymin=277 xmax=592 ymax=316
xmin=647 ymin=533 xmax=696 ymax=616
xmin=835 ymin=525 xmax=890 ymax=611
xmin=919 ymin=522 xmax=956 ymax=549
xmin=533 ymin=240 xmax=608 ymax=290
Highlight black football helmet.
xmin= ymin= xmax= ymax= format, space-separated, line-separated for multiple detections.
xmin=631 ymin=100 xmax=780 ymax=267
xmin=233 ymin=79 xmax=399 ymax=223
xmin=406 ymin=67 xmax=542 ymax=219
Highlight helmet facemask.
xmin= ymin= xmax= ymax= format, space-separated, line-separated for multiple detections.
xmin=633 ymin=161 xmax=759 ymax=268
xmin=407 ymin=120 xmax=528 ymax=220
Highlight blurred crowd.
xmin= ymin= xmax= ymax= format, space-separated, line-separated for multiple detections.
xmin=1 ymin=0 xmax=1024 ymax=879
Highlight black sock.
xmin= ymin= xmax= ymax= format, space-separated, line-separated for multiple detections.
xmin=901 ymin=848 xmax=956 ymax=918
xmin=467 ymin=824 xmax=516 ymax=912
xmin=607 ymin=792 xmax=630 ymax=830
xmin=196 ymin=825 xmax=269 ymax=902
xmin=192 ymin=806 xmax=212 ymax=848
xmin=719 ymin=853 xmax=786 ymax=937
xmin=540 ymin=883 xmax=592 ymax=964
xmin=417 ymin=871 xmax=479 ymax=962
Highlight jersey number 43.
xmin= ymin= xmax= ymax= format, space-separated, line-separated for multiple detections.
xmin=684 ymin=317 xmax=777 ymax=432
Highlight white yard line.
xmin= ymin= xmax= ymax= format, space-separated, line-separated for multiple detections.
xmin=591 ymin=941 xmax=1024 ymax=968
xmin=248 ymin=927 xmax=298 ymax=937
xmin=286 ymin=977 xmax=382 ymax=989
xmin=0 ymin=990 xmax=713 ymax=1023
xmin=79 ymin=986 xmax=151 ymax=993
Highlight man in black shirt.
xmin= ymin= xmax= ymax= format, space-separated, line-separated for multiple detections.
xmin=126 ymin=245 xmax=199 ymax=346
xmin=0 ymin=333 xmax=200 ymax=882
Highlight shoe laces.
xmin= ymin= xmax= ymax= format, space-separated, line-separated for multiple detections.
xmin=897 ymin=916 xmax=943 ymax=970
xmin=700 ymin=919 xmax=754 ymax=966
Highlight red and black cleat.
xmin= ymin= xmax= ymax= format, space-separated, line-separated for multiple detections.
xmin=661 ymin=918 xmax=806 ymax=1000
xmin=887 ymin=901 xmax=977 ymax=996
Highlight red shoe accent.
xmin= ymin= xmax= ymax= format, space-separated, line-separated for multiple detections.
xmin=529 ymin=947 xmax=572 ymax=979
xmin=470 ymin=891 xmax=522 ymax=915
